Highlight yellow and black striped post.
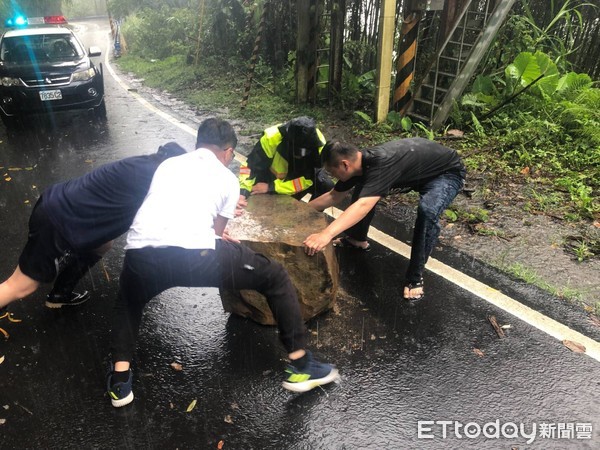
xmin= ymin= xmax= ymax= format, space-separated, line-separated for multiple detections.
xmin=241 ymin=1 xmax=268 ymax=110
xmin=393 ymin=12 xmax=420 ymax=115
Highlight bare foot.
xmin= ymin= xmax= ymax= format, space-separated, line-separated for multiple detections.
xmin=403 ymin=279 xmax=424 ymax=300
xmin=332 ymin=236 xmax=371 ymax=251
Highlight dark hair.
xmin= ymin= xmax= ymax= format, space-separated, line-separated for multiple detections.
xmin=321 ymin=140 xmax=360 ymax=166
xmin=196 ymin=118 xmax=238 ymax=150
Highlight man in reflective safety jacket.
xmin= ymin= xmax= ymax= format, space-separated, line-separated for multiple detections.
xmin=239 ymin=116 xmax=334 ymax=201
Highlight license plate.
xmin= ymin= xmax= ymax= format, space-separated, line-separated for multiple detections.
xmin=39 ymin=90 xmax=62 ymax=101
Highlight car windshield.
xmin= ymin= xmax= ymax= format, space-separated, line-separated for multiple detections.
xmin=0 ymin=34 xmax=85 ymax=63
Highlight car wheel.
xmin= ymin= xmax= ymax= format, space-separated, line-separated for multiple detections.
xmin=94 ymin=99 xmax=107 ymax=120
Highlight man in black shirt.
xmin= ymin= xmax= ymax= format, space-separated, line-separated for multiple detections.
xmin=0 ymin=143 xmax=186 ymax=311
xmin=303 ymin=138 xmax=465 ymax=300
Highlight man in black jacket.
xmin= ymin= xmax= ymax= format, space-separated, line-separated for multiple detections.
xmin=304 ymin=138 xmax=466 ymax=301
xmin=0 ymin=143 xmax=186 ymax=310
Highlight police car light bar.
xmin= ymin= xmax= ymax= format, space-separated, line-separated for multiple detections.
xmin=43 ymin=16 xmax=68 ymax=25
xmin=4 ymin=15 xmax=67 ymax=27
xmin=4 ymin=15 xmax=27 ymax=27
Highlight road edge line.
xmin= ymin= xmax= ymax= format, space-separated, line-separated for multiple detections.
xmin=327 ymin=206 xmax=600 ymax=363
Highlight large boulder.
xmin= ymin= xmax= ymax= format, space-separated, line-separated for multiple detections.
xmin=220 ymin=195 xmax=339 ymax=325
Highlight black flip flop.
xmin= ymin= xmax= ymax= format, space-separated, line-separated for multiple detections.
xmin=332 ymin=236 xmax=371 ymax=252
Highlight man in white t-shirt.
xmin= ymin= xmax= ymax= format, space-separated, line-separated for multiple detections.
xmin=106 ymin=118 xmax=339 ymax=407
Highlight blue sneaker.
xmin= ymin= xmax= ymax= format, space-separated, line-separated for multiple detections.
xmin=106 ymin=365 xmax=134 ymax=407
xmin=282 ymin=351 xmax=340 ymax=393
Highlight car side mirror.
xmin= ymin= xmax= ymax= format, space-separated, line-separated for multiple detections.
xmin=88 ymin=46 xmax=102 ymax=57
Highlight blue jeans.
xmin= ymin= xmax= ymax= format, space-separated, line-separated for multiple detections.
xmin=345 ymin=171 xmax=465 ymax=283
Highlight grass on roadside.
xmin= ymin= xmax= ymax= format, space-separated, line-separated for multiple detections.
xmin=502 ymin=261 xmax=589 ymax=305
xmin=116 ymin=54 xmax=329 ymax=132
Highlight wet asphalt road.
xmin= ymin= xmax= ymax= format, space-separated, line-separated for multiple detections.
xmin=1 ymin=17 xmax=599 ymax=450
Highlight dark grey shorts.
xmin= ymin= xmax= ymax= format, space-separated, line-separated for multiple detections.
xmin=18 ymin=197 xmax=71 ymax=283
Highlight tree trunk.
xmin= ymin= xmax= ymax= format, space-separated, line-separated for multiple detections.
xmin=297 ymin=0 xmax=311 ymax=103
xmin=329 ymin=0 xmax=346 ymax=94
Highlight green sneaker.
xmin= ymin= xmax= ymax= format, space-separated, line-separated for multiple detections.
xmin=106 ymin=364 xmax=134 ymax=407
xmin=282 ymin=351 xmax=340 ymax=393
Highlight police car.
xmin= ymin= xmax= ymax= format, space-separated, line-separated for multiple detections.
xmin=0 ymin=15 xmax=105 ymax=128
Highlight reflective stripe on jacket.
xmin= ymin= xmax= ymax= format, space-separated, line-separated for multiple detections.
xmin=239 ymin=125 xmax=325 ymax=196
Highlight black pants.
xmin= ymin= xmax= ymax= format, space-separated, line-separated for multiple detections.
xmin=110 ymin=240 xmax=307 ymax=363
xmin=19 ymin=198 xmax=101 ymax=288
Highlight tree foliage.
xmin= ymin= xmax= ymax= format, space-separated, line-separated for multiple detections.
xmin=0 ymin=0 xmax=65 ymax=16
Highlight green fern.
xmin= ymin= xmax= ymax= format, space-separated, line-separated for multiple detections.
xmin=555 ymin=72 xmax=593 ymax=100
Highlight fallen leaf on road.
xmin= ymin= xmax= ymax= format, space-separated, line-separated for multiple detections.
xmin=473 ymin=348 xmax=485 ymax=357
xmin=224 ymin=415 xmax=233 ymax=424
xmin=500 ymin=324 xmax=512 ymax=329
xmin=563 ymin=340 xmax=586 ymax=353
xmin=0 ymin=356 xmax=4 ymax=364
xmin=101 ymin=262 xmax=111 ymax=282
xmin=520 ymin=167 xmax=530 ymax=175
xmin=4 ymin=177 xmax=11 ymax=182
xmin=186 ymin=399 xmax=197 ymax=412
xmin=446 ymin=129 xmax=464 ymax=137
xmin=588 ymin=315 xmax=600 ymax=327
xmin=170 ymin=362 xmax=183 ymax=371
xmin=488 ymin=315 xmax=505 ymax=338
xmin=0 ymin=419 xmax=5 ymax=425
xmin=8 ymin=314 xmax=21 ymax=323
xmin=217 ymin=440 xmax=224 ymax=449
xmin=0 ymin=328 xmax=8 ymax=339
xmin=594 ymin=221 xmax=600 ymax=228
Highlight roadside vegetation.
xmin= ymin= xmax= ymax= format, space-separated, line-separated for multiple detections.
xmin=108 ymin=1 xmax=598 ymax=308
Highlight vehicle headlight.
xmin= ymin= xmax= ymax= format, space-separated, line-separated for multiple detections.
xmin=1 ymin=77 xmax=23 ymax=87
xmin=71 ymin=68 xmax=95 ymax=82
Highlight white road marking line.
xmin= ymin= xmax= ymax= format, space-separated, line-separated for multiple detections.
xmin=104 ymin=37 xmax=249 ymax=165
xmin=104 ymin=38 xmax=198 ymax=137
xmin=326 ymin=206 xmax=600 ymax=363
xmin=104 ymin=34 xmax=600 ymax=364
xmin=104 ymin=33 xmax=250 ymax=166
